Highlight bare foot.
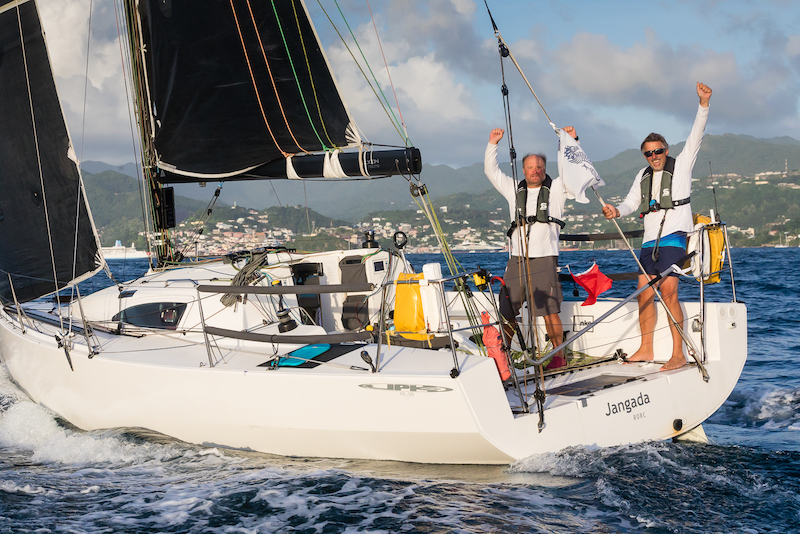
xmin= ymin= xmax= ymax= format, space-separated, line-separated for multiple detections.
xmin=625 ymin=348 xmax=654 ymax=363
xmin=659 ymin=355 xmax=687 ymax=371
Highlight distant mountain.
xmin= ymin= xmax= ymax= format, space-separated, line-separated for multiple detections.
xmin=81 ymin=160 xmax=139 ymax=178
xmin=82 ymin=133 xmax=800 ymax=222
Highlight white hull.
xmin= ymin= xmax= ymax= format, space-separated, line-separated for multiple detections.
xmin=0 ymin=251 xmax=747 ymax=464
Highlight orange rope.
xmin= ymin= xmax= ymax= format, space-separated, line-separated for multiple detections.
xmin=229 ymin=0 xmax=290 ymax=157
xmin=245 ymin=0 xmax=315 ymax=154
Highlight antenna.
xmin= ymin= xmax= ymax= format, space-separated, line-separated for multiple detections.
xmin=709 ymin=162 xmax=720 ymax=222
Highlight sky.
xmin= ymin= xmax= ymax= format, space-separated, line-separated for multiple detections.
xmin=38 ymin=0 xmax=800 ymax=169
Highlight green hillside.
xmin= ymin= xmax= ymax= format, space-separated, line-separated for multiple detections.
xmin=82 ymin=170 xmax=209 ymax=247
xmin=82 ymin=133 xmax=800 ymax=249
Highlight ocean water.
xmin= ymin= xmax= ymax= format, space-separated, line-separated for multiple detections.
xmin=1 ymin=248 xmax=799 ymax=533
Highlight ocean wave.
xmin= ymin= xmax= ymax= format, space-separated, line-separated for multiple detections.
xmin=510 ymin=441 xmax=800 ymax=533
xmin=711 ymin=386 xmax=800 ymax=430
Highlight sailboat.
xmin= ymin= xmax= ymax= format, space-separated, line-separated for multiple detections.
xmin=0 ymin=0 xmax=747 ymax=464
xmin=776 ymin=233 xmax=789 ymax=248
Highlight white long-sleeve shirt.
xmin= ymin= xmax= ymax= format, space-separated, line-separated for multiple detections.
xmin=616 ymin=105 xmax=709 ymax=244
xmin=484 ymin=143 xmax=567 ymax=257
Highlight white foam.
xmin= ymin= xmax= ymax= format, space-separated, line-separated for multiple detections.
xmin=0 ymin=479 xmax=48 ymax=495
xmin=510 ymin=446 xmax=603 ymax=477
xmin=596 ymin=478 xmax=630 ymax=511
xmin=729 ymin=386 xmax=800 ymax=429
xmin=0 ymin=398 xmax=220 ymax=467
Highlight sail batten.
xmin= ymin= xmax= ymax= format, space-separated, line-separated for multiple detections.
xmin=0 ymin=0 xmax=102 ymax=305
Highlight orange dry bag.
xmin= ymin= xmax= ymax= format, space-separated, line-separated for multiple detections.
xmin=481 ymin=311 xmax=511 ymax=381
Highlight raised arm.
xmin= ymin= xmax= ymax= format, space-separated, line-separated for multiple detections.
xmin=697 ymin=82 xmax=712 ymax=108
xmin=562 ymin=125 xmax=578 ymax=140
xmin=489 ymin=128 xmax=504 ymax=145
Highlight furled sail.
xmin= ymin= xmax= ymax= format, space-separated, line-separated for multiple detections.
xmin=0 ymin=0 xmax=102 ymax=304
xmin=130 ymin=0 xmax=420 ymax=182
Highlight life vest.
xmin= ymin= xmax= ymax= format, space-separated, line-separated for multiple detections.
xmin=639 ymin=156 xmax=690 ymax=217
xmin=506 ymin=176 xmax=565 ymax=238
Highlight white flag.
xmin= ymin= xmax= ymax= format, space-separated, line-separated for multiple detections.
xmin=557 ymin=129 xmax=605 ymax=204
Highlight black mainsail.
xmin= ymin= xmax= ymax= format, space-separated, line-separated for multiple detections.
xmin=128 ymin=0 xmax=420 ymax=183
xmin=0 ymin=0 xmax=102 ymax=305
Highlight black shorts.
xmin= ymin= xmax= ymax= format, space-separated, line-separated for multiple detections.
xmin=499 ymin=256 xmax=562 ymax=321
xmin=639 ymin=246 xmax=686 ymax=277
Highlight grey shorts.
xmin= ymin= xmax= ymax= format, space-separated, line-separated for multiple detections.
xmin=499 ymin=256 xmax=562 ymax=320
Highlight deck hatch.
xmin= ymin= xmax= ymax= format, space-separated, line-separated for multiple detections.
xmin=548 ymin=375 xmax=642 ymax=397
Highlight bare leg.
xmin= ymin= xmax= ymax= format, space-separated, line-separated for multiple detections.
xmin=627 ymin=274 xmax=657 ymax=362
xmin=544 ymin=313 xmax=566 ymax=368
xmin=658 ymin=276 xmax=687 ymax=371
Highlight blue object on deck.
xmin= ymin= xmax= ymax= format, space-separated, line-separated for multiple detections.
xmin=278 ymin=344 xmax=332 ymax=367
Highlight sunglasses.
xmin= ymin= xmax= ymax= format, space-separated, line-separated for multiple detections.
xmin=643 ymin=148 xmax=666 ymax=158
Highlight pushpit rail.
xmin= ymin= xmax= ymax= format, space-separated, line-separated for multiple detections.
xmin=389 ymin=269 xmax=530 ymax=413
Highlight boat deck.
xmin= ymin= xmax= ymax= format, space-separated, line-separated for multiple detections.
xmin=513 ymin=358 xmax=689 ymax=410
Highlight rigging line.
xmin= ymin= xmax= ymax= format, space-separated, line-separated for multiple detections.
xmin=78 ymin=0 xmax=94 ymax=165
xmin=496 ymin=32 xmax=557 ymax=135
xmin=177 ymin=186 xmax=223 ymax=258
xmin=313 ymin=0 xmax=406 ymax=143
xmin=410 ymin=191 xmax=460 ymax=275
xmin=244 ymin=0 xmax=313 ymax=154
xmin=482 ymin=0 xmax=500 ymax=34
xmin=270 ymin=181 xmax=283 ymax=207
xmin=488 ymin=7 xmax=517 ymax=181
xmin=117 ymin=0 xmax=156 ymax=263
xmin=15 ymin=4 xmax=64 ymax=331
xmin=485 ymin=10 xmax=541 ymax=355
xmin=229 ymin=0 xmax=291 ymax=158
xmin=303 ymin=182 xmax=312 ymax=234
xmin=126 ymin=0 xmax=158 ymax=169
xmin=591 ymin=187 xmax=707 ymax=378
xmin=515 ymin=224 xmax=543 ymax=358
xmin=499 ymin=57 xmax=517 ymax=180
xmin=327 ymin=0 xmax=406 ymax=139
xmin=289 ymin=0 xmax=338 ymax=148
xmin=267 ymin=0 xmax=330 ymax=150
xmin=70 ymin=0 xmax=96 ymax=313
xmin=365 ymin=0 xmax=409 ymax=144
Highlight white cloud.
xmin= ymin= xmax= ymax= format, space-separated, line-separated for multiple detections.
xmin=28 ymin=0 xmax=800 ymax=171
xmin=39 ymin=0 xmax=134 ymax=164
xmin=788 ymin=35 xmax=800 ymax=57
xmin=390 ymin=54 xmax=479 ymax=121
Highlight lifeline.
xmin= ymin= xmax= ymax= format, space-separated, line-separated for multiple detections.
xmin=605 ymin=392 xmax=651 ymax=416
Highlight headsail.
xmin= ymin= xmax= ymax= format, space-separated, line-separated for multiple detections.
xmin=0 ymin=0 xmax=102 ymax=305
xmin=128 ymin=0 xmax=420 ymax=183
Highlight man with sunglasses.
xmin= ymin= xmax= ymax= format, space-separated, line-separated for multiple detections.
xmin=602 ymin=82 xmax=712 ymax=371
